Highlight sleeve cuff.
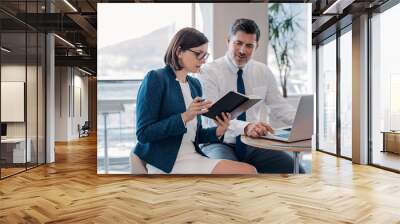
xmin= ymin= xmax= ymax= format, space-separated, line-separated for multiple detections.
xmin=218 ymin=134 xmax=225 ymax=143
xmin=181 ymin=113 xmax=187 ymax=128
xmin=230 ymin=120 xmax=250 ymax=136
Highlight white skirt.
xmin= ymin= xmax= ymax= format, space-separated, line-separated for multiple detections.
xmin=146 ymin=139 xmax=221 ymax=174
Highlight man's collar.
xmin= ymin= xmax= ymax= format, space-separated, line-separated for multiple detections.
xmin=224 ymin=54 xmax=250 ymax=74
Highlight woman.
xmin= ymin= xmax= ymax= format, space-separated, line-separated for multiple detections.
xmin=134 ymin=27 xmax=256 ymax=174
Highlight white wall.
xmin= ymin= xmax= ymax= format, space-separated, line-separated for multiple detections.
xmin=72 ymin=73 xmax=89 ymax=138
xmin=1 ymin=65 xmax=35 ymax=137
xmin=55 ymin=66 xmax=69 ymax=141
xmin=1 ymin=65 xmax=26 ymax=139
xmin=74 ymin=74 xmax=89 ymax=122
xmin=55 ymin=67 xmax=89 ymax=141
xmin=1 ymin=65 xmax=26 ymax=81
xmin=1 ymin=63 xmax=46 ymax=163
xmin=212 ymin=3 xmax=268 ymax=62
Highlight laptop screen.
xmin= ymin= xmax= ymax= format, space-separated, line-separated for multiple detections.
xmin=1 ymin=123 xmax=7 ymax=137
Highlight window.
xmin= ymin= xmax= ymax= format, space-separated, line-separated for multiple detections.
xmin=371 ymin=3 xmax=400 ymax=171
xmin=195 ymin=3 xmax=213 ymax=60
xmin=97 ymin=3 xmax=193 ymax=173
xmin=0 ymin=1 xmax=46 ymax=179
xmin=317 ymin=36 xmax=337 ymax=155
xmin=339 ymin=28 xmax=352 ymax=158
xmin=97 ymin=80 xmax=141 ymax=173
xmin=268 ymin=3 xmax=312 ymax=97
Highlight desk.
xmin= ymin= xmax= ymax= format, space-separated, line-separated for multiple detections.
xmin=241 ymin=136 xmax=311 ymax=174
xmin=381 ymin=131 xmax=400 ymax=154
xmin=1 ymin=138 xmax=31 ymax=163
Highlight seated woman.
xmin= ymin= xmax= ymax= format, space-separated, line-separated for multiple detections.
xmin=133 ymin=27 xmax=257 ymax=174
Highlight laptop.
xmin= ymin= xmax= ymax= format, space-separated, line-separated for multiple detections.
xmin=1 ymin=123 xmax=6 ymax=140
xmin=261 ymin=95 xmax=314 ymax=142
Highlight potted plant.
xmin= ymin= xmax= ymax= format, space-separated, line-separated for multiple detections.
xmin=268 ymin=3 xmax=301 ymax=98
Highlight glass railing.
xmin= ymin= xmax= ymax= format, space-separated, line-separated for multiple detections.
xmin=97 ymin=80 xmax=141 ymax=174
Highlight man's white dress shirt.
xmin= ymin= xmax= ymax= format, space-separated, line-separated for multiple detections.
xmin=198 ymin=55 xmax=295 ymax=144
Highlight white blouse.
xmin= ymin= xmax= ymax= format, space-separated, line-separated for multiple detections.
xmin=146 ymin=79 xmax=220 ymax=174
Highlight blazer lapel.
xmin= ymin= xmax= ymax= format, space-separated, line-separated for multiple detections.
xmin=165 ymin=66 xmax=186 ymax=113
xmin=173 ymin=80 xmax=186 ymax=112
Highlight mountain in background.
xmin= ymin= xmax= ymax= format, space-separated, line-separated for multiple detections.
xmin=98 ymin=24 xmax=174 ymax=79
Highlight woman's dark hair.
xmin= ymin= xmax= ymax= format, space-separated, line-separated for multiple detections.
xmin=229 ymin=18 xmax=260 ymax=42
xmin=164 ymin=27 xmax=208 ymax=71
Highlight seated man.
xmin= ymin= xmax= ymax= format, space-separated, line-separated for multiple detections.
xmin=198 ymin=18 xmax=305 ymax=173
xmin=79 ymin=121 xmax=90 ymax=137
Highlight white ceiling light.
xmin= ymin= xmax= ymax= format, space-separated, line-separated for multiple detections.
xmin=78 ymin=67 xmax=92 ymax=76
xmin=54 ymin=34 xmax=75 ymax=48
xmin=1 ymin=47 xmax=11 ymax=53
xmin=63 ymin=0 xmax=78 ymax=12
xmin=323 ymin=0 xmax=355 ymax=15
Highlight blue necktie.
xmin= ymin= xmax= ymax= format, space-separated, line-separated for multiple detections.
xmin=235 ymin=68 xmax=247 ymax=160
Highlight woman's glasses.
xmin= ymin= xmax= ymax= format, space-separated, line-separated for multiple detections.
xmin=187 ymin=49 xmax=210 ymax=60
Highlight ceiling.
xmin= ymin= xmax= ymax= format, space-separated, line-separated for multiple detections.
xmin=0 ymin=0 xmax=393 ymax=76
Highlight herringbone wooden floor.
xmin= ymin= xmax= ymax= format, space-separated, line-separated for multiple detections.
xmin=1 ymin=135 xmax=400 ymax=224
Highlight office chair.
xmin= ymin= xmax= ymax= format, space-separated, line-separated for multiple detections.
xmin=79 ymin=121 xmax=90 ymax=138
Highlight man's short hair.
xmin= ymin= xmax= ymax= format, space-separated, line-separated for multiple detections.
xmin=164 ymin=27 xmax=208 ymax=71
xmin=229 ymin=18 xmax=260 ymax=42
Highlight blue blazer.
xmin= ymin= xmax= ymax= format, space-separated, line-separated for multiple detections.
xmin=134 ymin=65 xmax=222 ymax=173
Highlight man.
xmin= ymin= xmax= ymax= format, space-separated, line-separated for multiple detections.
xmin=198 ymin=18 xmax=305 ymax=173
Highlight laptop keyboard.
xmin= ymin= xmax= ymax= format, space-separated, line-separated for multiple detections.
xmin=275 ymin=132 xmax=290 ymax=138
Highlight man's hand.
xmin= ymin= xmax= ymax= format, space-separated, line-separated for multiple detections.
xmin=244 ymin=122 xmax=274 ymax=138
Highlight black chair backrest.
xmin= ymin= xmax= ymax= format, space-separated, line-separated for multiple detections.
xmin=82 ymin=121 xmax=90 ymax=129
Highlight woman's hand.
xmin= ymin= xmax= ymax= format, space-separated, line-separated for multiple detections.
xmin=182 ymin=97 xmax=212 ymax=123
xmin=214 ymin=112 xmax=231 ymax=137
